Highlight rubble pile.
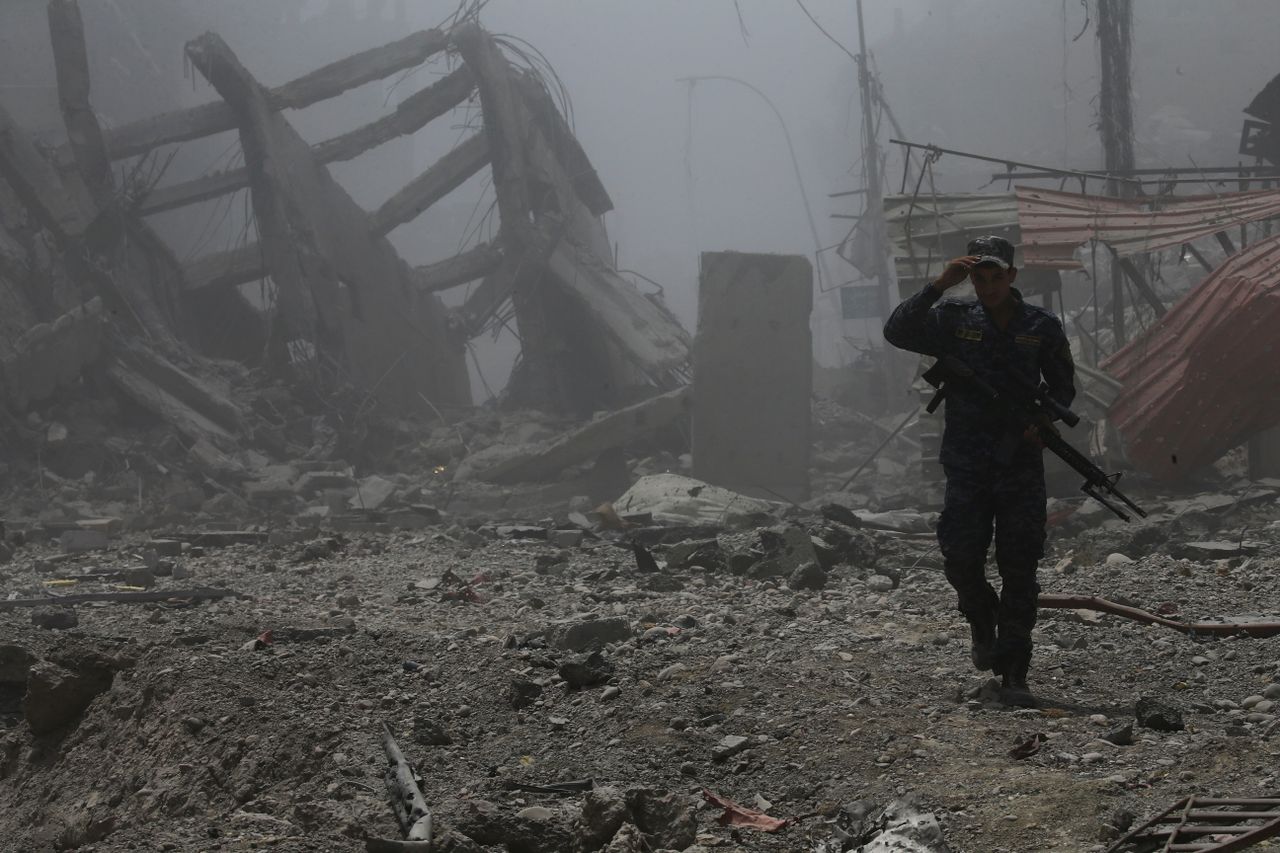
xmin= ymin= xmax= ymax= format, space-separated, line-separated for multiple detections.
xmin=0 ymin=467 xmax=1279 ymax=852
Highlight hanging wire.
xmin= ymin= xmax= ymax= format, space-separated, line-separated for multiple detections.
xmin=731 ymin=0 xmax=751 ymax=46
xmin=793 ymin=0 xmax=859 ymax=63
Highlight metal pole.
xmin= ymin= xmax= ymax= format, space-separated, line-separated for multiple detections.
xmin=840 ymin=405 xmax=920 ymax=491
xmin=856 ymin=0 xmax=889 ymax=319
xmin=1097 ymin=0 xmax=1136 ymax=349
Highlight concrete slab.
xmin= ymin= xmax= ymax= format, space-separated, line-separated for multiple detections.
xmin=693 ymin=252 xmax=812 ymax=503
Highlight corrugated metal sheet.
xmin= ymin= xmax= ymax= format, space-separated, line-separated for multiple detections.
xmin=1016 ymin=185 xmax=1280 ymax=268
xmin=883 ymin=192 xmax=1018 ymax=284
xmin=1102 ymin=232 xmax=1280 ymax=480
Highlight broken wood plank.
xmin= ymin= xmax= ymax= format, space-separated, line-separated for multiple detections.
xmin=140 ymin=65 xmax=476 ymax=216
xmin=370 ymin=133 xmax=489 ymax=235
xmin=411 ymin=241 xmax=503 ymax=293
xmin=102 ymin=29 xmax=450 ymax=160
xmin=47 ymin=0 xmax=113 ymax=205
xmin=0 ymin=587 xmax=240 ymax=610
xmin=478 ymin=385 xmax=691 ymax=484
xmin=1215 ymin=230 xmax=1237 ymax=256
xmin=182 ymin=243 xmax=265 ymax=292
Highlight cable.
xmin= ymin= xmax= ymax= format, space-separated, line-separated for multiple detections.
xmin=793 ymin=0 xmax=858 ymax=64
xmin=732 ymin=0 xmax=751 ymax=46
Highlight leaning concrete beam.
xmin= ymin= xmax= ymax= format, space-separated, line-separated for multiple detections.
xmin=454 ymin=218 xmax=568 ymax=337
xmin=186 ymin=30 xmax=471 ymax=409
xmin=511 ymin=72 xmax=612 ymax=217
xmin=370 ymin=133 xmax=490 ymax=235
xmin=102 ymin=29 xmax=449 ymax=160
xmin=183 ymin=244 xmax=265 ymax=292
xmin=412 ymin=241 xmax=503 ymax=293
xmin=140 ymin=65 xmax=476 ymax=217
xmin=478 ymin=385 xmax=691 ymax=484
xmin=0 ymin=102 xmax=89 ymax=237
xmin=545 ymin=237 xmax=691 ymax=379
xmin=47 ymin=0 xmax=113 ymax=205
xmin=452 ymin=24 xmax=534 ymax=246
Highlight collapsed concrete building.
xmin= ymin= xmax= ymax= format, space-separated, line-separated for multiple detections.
xmin=0 ymin=2 xmax=702 ymax=508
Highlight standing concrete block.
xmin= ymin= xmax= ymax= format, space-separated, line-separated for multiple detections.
xmin=693 ymin=252 xmax=812 ymax=503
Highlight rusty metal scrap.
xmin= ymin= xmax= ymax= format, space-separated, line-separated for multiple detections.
xmin=1038 ymin=594 xmax=1280 ymax=638
xmin=1106 ymin=796 xmax=1280 ymax=852
xmin=1016 ymin=185 xmax=1280 ymax=268
xmin=1102 ymin=232 xmax=1280 ymax=481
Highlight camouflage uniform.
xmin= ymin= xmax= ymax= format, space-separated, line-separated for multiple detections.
xmin=883 ymin=282 xmax=1075 ymax=681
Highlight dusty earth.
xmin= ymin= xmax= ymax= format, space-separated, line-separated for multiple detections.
xmin=2 ymin=472 xmax=1280 ymax=853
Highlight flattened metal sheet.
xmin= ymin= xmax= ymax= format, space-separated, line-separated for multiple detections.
xmin=1102 ymin=232 xmax=1280 ymax=480
xmin=1016 ymin=185 xmax=1280 ymax=268
xmin=882 ymin=192 xmax=1019 ymax=284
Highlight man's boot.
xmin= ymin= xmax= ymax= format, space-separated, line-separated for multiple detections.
xmin=996 ymin=648 xmax=1034 ymax=707
xmin=968 ymin=618 xmax=996 ymax=672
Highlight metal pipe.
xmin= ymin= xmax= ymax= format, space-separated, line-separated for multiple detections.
xmin=889 ymin=138 xmax=1140 ymax=186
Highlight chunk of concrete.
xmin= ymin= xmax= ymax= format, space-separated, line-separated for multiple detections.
xmin=60 ymin=528 xmax=108 ymax=553
xmin=348 ymin=474 xmax=399 ymax=510
xmin=23 ymin=659 xmax=115 ymax=734
xmin=553 ymin=617 xmax=632 ymax=651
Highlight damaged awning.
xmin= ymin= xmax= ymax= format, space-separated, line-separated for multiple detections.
xmin=1016 ymin=185 xmax=1280 ymax=268
xmin=1103 ymin=232 xmax=1280 ymax=480
xmin=883 ymin=192 xmax=1019 ymax=285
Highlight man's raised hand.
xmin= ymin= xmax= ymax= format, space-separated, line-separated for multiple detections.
xmin=931 ymin=255 xmax=979 ymax=293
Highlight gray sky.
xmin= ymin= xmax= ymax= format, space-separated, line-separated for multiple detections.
xmin=4 ymin=0 xmax=1275 ymax=396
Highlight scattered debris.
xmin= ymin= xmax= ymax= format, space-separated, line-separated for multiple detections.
xmin=1106 ymin=795 xmax=1280 ymax=852
xmin=1007 ymin=732 xmax=1048 ymax=760
xmin=701 ymin=788 xmax=794 ymax=832
xmin=374 ymin=723 xmax=433 ymax=850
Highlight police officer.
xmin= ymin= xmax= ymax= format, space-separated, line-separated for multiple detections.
xmin=883 ymin=235 xmax=1075 ymax=701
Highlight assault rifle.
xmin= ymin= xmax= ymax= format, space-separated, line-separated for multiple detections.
xmin=922 ymin=354 xmax=1147 ymax=522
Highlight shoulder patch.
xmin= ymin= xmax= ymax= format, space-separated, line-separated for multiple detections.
xmin=955 ymin=327 xmax=983 ymax=342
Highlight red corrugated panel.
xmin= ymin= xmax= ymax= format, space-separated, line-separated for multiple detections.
xmin=1015 ymin=186 xmax=1280 ymax=268
xmin=1102 ymin=232 xmax=1280 ymax=480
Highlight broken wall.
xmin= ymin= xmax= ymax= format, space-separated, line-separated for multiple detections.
xmin=693 ymin=251 xmax=812 ymax=503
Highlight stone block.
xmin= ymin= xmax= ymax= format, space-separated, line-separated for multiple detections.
xmin=60 ymin=529 xmax=108 ymax=553
xmin=693 ymin=252 xmax=812 ymax=503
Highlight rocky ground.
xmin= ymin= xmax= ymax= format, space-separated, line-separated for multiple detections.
xmin=2 ymin=463 xmax=1280 ymax=852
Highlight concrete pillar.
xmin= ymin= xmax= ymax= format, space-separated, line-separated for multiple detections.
xmin=1248 ymin=425 xmax=1280 ymax=479
xmin=693 ymin=252 xmax=812 ymax=503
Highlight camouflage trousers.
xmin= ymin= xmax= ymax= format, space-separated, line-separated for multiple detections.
xmin=937 ymin=462 xmax=1046 ymax=673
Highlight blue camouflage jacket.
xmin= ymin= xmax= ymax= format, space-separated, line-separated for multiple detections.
xmin=883 ymin=285 xmax=1076 ymax=471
